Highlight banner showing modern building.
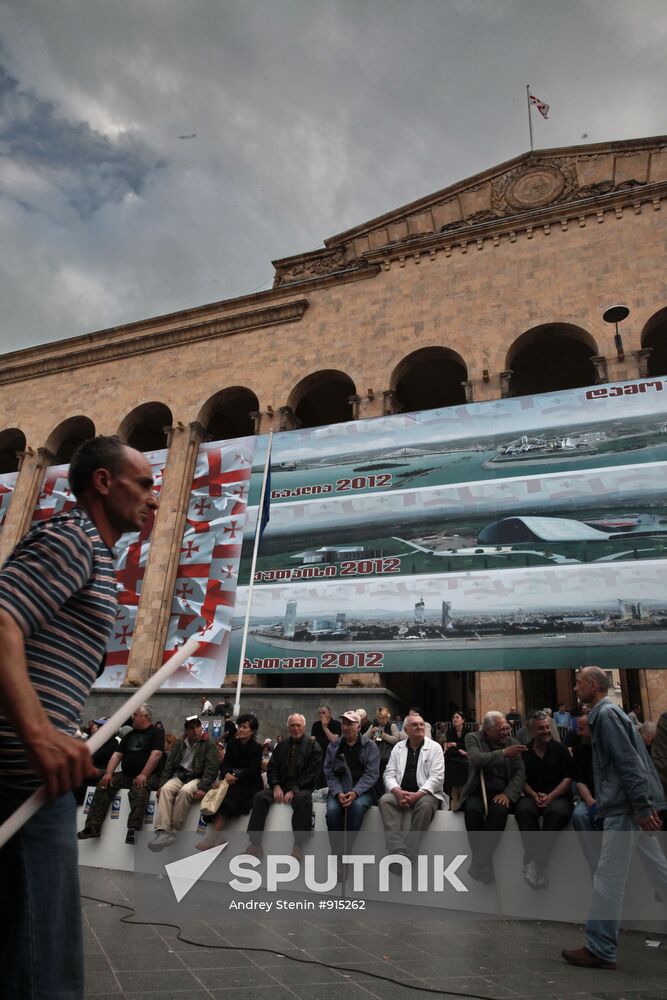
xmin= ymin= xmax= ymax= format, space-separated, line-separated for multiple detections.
xmin=231 ymin=376 xmax=667 ymax=676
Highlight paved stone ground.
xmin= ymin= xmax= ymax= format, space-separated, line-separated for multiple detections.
xmin=80 ymin=867 xmax=665 ymax=1000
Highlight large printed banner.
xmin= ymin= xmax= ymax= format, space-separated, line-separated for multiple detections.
xmin=160 ymin=437 xmax=255 ymax=688
xmin=230 ymin=376 xmax=667 ymax=676
xmin=28 ymin=440 xmax=256 ymax=688
xmin=0 ymin=472 xmax=17 ymax=534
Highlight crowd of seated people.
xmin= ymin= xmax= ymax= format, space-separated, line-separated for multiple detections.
xmin=74 ymin=696 xmax=667 ymax=891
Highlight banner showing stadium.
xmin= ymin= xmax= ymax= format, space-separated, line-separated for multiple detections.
xmin=230 ymin=377 xmax=667 ymax=676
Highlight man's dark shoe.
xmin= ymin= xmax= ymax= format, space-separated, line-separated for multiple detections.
xmin=77 ymin=829 xmax=100 ymax=840
xmin=468 ymin=860 xmax=494 ymax=884
xmin=561 ymin=946 xmax=616 ymax=970
xmin=125 ymin=829 xmax=136 ymax=845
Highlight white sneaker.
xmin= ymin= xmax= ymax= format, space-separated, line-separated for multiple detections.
xmin=148 ymin=831 xmax=176 ymax=852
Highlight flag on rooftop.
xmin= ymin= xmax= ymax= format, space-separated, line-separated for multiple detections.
xmin=529 ymin=94 xmax=550 ymax=119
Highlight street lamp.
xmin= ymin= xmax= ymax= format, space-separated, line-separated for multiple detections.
xmin=602 ymin=304 xmax=630 ymax=361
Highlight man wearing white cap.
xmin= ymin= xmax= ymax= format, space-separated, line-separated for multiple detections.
xmin=324 ymin=710 xmax=380 ymax=857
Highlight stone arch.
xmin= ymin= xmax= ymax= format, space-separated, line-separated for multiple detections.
xmin=45 ymin=416 xmax=96 ymax=464
xmin=287 ymin=370 xmax=356 ymax=428
xmin=506 ymin=324 xmax=598 ymax=397
xmin=0 ymin=427 xmax=26 ymax=474
xmin=117 ymin=402 xmax=172 ymax=452
xmin=390 ymin=346 xmax=468 ymax=413
xmin=641 ymin=307 xmax=667 ymax=376
xmin=198 ymin=387 xmax=260 ymax=440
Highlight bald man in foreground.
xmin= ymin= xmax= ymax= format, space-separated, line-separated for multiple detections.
xmin=562 ymin=666 xmax=667 ymax=970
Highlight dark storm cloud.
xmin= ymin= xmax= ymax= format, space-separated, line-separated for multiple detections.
xmin=0 ymin=0 xmax=666 ymax=354
xmin=0 ymin=64 xmax=163 ymax=217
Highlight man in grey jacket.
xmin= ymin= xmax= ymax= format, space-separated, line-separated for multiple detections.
xmin=562 ymin=666 xmax=667 ymax=970
xmin=458 ymin=711 xmax=527 ymax=884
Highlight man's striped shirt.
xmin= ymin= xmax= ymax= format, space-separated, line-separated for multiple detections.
xmin=0 ymin=508 xmax=117 ymax=792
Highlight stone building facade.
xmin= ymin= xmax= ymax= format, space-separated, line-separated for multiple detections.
xmin=1 ymin=135 xmax=667 ymax=719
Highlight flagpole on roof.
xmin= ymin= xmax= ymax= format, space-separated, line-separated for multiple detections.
xmin=526 ymin=84 xmax=534 ymax=152
xmin=233 ymin=429 xmax=273 ymax=718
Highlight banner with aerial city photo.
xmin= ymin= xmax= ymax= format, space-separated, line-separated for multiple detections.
xmin=230 ymin=376 xmax=667 ymax=678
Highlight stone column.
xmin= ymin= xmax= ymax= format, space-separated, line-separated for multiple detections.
xmin=461 ymin=380 xmax=474 ymax=403
xmin=348 ymin=394 xmax=362 ymax=420
xmin=356 ymin=392 xmax=385 ymax=420
xmin=124 ymin=422 xmax=205 ymax=685
xmin=555 ymin=668 xmax=575 ymax=709
xmin=475 ymin=670 xmax=524 ymax=722
xmin=590 ymin=355 xmax=609 ymax=384
xmin=383 ymin=390 xmax=400 ymax=416
xmin=250 ymin=410 xmax=279 ymax=435
xmin=640 ymin=668 xmax=667 ymax=718
xmin=499 ymin=370 xmax=513 ymax=399
xmin=278 ymin=406 xmax=298 ymax=432
xmin=0 ymin=447 xmax=55 ymax=563
xmin=635 ymin=348 xmax=652 ymax=378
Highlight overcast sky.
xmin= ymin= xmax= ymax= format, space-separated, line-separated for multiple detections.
xmin=1 ymin=0 xmax=666 ymax=356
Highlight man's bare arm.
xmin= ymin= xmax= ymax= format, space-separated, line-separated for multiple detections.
xmin=0 ymin=609 xmax=96 ymax=799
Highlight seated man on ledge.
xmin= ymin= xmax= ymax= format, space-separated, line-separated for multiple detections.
xmin=149 ymin=715 xmax=219 ymax=850
xmin=78 ymin=704 xmax=164 ymax=845
xmin=324 ymin=710 xmax=379 ymax=862
xmin=516 ymin=710 xmax=574 ymax=890
xmin=458 ymin=711 xmax=527 ymax=884
xmin=246 ymin=713 xmax=322 ymax=861
xmin=378 ymin=714 xmax=445 ymax=859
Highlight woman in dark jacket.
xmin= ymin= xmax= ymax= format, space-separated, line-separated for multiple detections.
xmin=444 ymin=711 xmax=469 ymax=810
xmin=197 ymin=714 xmax=262 ymax=849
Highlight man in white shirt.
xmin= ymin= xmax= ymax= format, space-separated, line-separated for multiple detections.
xmin=379 ymin=715 xmax=445 ymax=858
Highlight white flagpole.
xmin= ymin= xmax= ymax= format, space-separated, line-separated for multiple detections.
xmin=233 ymin=430 xmax=273 ymax=718
xmin=0 ymin=632 xmax=202 ymax=850
xmin=526 ymin=84 xmax=534 ymax=152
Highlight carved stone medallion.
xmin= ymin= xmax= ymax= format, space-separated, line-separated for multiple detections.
xmin=493 ymin=160 xmax=576 ymax=214
xmin=505 ymin=164 xmax=566 ymax=209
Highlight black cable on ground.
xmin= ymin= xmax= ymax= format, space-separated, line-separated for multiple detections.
xmin=81 ymin=892 xmax=498 ymax=1000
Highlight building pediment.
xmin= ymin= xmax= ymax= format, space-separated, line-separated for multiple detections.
xmin=273 ymin=135 xmax=667 ymax=286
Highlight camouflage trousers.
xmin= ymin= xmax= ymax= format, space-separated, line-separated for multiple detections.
xmin=83 ymin=772 xmax=160 ymax=833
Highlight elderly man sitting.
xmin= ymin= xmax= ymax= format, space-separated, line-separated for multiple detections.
xmin=149 ymin=715 xmax=219 ymax=850
xmin=378 ymin=714 xmax=445 ymax=859
xmin=458 ymin=711 xmax=527 ymax=884
xmin=246 ymin=713 xmax=322 ymax=861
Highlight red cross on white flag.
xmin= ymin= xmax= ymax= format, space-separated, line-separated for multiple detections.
xmin=529 ymin=94 xmax=550 ymax=119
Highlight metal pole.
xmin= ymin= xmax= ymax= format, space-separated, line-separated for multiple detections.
xmin=0 ymin=633 xmax=202 ymax=849
xmin=526 ymin=84 xmax=534 ymax=152
xmin=234 ymin=430 xmax=273 ymax=717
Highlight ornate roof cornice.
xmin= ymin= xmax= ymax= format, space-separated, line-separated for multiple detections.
xmin=272 ymin=135 xmax=667 ymax=286
xmin=0 ymin=299 xmax=309 ymax=386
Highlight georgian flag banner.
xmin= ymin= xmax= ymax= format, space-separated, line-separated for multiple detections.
xmin=0 ymin=472 xmax=17 ymax=532
xmin=161 ymin=437 xmax=255 ymax=688
xmin=529 ymin=94 xmax=550 ymax=119
xmin=24 ymin=439 xmax=255 ymax=688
